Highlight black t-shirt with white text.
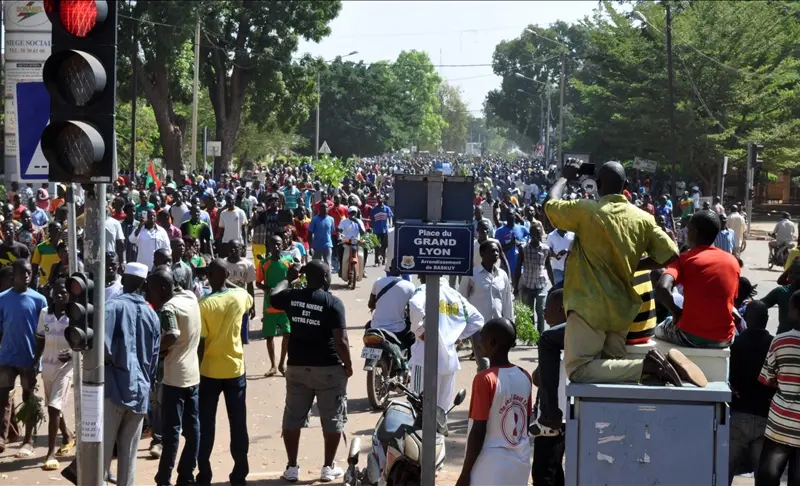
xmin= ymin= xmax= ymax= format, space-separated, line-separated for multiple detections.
xmin=271 ymin=288 xmax=346 ymax=367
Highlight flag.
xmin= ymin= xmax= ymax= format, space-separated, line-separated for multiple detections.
xmin=145 ymin=160 xmax=162 ymax=190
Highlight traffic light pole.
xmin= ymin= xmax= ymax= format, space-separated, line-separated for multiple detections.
xmin=78 ymin=184 xmax=106 ymax=486
xmin=66 ymin=185 xmax=83 ymax=483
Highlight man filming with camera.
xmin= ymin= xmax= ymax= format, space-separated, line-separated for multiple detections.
xmin=532 ymin=158 xmax=705 ymax=436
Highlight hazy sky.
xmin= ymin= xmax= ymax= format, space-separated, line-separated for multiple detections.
xmin=299 ymin=1 xmax=598 ymax=114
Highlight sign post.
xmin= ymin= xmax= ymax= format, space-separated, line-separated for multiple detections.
xmin=392 ymin=172 xmax=474 ymax=486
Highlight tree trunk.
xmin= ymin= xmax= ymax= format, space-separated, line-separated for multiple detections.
xmin=136 ymin=61 xmax=185 ymax=178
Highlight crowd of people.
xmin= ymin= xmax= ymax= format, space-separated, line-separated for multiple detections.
xmin=0 ymin=151 xmax=797 ymax=485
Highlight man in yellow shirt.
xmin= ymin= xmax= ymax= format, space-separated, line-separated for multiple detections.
xmin=197 ymin=259 xmax=253 ymax=486
xmin=542 ymin=161 xmax=704 ymax=401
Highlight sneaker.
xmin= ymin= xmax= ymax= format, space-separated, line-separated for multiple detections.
xmin=320 ymin=464 xmax=344 ymax=482
xmin=529 ymin=420 xmax=562 ymax=437
xmin=282 ymin=465 xmax=300 ymax=482
xmin=149 ymin=443 xmax=162 ymax=459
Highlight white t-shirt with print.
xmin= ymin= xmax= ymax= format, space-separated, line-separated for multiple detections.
xmin=36 ymin=310 xmax=73 ymax=381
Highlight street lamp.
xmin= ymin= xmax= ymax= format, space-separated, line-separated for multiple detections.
xmin=315 ymin=50 xmax=359 ymax=160
xmin=633 ymin=9 xmax=677 ymax=196
xmin=515 ymin=72 xmax=548 ymax=86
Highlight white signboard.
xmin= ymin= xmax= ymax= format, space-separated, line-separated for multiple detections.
xmin=318 ymin=141 xmax=332 ymax=154
xmin=206 ymin=141 xmax=222 ymax=157
xmin=5 ymin=31 xmax=51 ymax=61
xmin=633 ymin=157 xmax=658 ymax=173
xmin=4 ymin=1 xmax=51 ymax=32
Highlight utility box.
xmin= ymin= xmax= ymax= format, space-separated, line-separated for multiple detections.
xmin=566 ymin=382 xmax=730 ymax=486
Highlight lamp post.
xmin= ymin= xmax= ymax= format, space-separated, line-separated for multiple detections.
xmin=315 ymin=50 xmax=359 ymax=160
xmin=634 ymin=9 xmax=677 ymax=196
xmin=525 ymin=28 xmax=569 ymax=165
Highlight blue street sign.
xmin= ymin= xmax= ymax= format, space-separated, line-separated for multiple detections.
xmin=394 ymin=223 xmax=474 ymax=275
xmin=15 ymin=82 xmax=50 ymax=182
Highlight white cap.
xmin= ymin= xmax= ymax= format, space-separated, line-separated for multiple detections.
xmin=348 ymin=206 xmax=359 ymax=213
xmin=124 ymin=262 xmax=148 ymax=279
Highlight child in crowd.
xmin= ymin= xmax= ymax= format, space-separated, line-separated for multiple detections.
xmin=34 ymin=278 xmax=75 ymax=470
xmin=757 ymin=289 xmax=800 ymax=485
xmin=456 ymin=317 xmax=532 ymax=486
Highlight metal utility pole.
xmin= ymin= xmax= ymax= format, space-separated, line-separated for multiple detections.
xmin=665 ymin=3 xmax=678 ymax=197
xmin=557 ymin=52 xmax=566 ymax=166
xmin=544 ymin=89 xmax=552 ymax=163
xmin=78 ymin=184 xmax=107 ymax=486
xmin=130 ymin=7 xmax=138 ymax=184
xmin=315 ymin=71 xmax=321 ymax=160
xmin=720 ymin=156 xmax=728 ymax=202
xmin=190 ymin=18 xmax=201 ymax=173
xmin=202 ymin=126 xmax=209 ymax=175
xmin=421 ymin=172 xmax=443 ymax=486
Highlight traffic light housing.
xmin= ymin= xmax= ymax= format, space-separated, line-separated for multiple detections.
xmin=65 ymin=271 xmax=95 ymax=351
xmin=42 ymin=0 xmax=118 ymax=183
xmin=747 ymin=141 xmax=764 ymax=170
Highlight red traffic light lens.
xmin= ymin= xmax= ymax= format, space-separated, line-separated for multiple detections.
xmin=59 ymin=0 xmax=107 ymax=38
xmin=67 ymin=276 xmax=86 ymax=297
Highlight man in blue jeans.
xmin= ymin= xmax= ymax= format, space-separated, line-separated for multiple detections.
xmin=309 ymin=203 xmax=335 ymax=269
xmin=147 ymin=268 xmax=202 ymax=486
xmin=197 ymin=260 xmax=254 ymax=486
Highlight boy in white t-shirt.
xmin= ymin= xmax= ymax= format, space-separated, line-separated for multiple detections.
xmin=34 ymin=278 xmax=75 ymax=470
xmin=456 ymin=317 xmax=532 ymax=486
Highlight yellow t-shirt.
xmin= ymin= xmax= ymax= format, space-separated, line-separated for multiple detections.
xmin=786 ymin=248 xmax=800 ymax=271
xmin=198 ymin=287 xmax=253 ymax=379
xmin=31 ymin=242 xmax=60 ymax=286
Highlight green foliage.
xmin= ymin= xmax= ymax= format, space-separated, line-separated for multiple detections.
xmin=312 ymin=156 xmax=353 ymax=188
xmin=486 ymin=2 xmax=800 ymax=184
xmin=440 ymin=83 xmax=470 ymax=152
xmin=15 ymin=386 xmax=45 ymax=432
xmin=200 ymin=0 xmax=342 ymax=171
xmin=514 ymin=301 xmax=540 ymax=346
xmin=359 ymin=232 xmax=381 ymax=252
xmin=297 ymin=50 xmax=447 ymax=156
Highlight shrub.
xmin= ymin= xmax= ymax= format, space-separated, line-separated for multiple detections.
xmin=514 ymin=300 xmax=540 ymax=345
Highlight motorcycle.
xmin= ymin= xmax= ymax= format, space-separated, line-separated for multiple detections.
xmin=361 ymin=328 xmax=411 ymax=410
xmin=344 ymin=383 xmax=467 ymax=486
xmin=340 ymin=238 xmax=363 ymax=289
xmin=768 ymin=233 xmax=795 ymax=270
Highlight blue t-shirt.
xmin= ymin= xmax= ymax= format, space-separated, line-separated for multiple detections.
xmin=371 ymin=205 xmax=393 ymax=234
xmin=0 ymin=289 xmax=48 ymax=368
xmin=494 ymin=224 xmax=530 ymax=271
xmin=308 ymin=215 xmax=334 ymax=250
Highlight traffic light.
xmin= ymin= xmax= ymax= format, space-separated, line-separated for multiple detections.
xmin=747 ymin=141 xmax=764 ymax=170
xmin=748 ymin=187 xmax=755 ymax=200
xmin=64 ymin=272 xmax=95 ymax=351
xmin=41 ymin=0 xmax=118 ymax=183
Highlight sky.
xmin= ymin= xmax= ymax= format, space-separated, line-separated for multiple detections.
xmin=298 ymin=1 xmax=598 ymax=114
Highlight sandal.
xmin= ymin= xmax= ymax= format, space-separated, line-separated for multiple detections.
xmin=43 ymin=458 xmax=59 ymax=471
xmin=15 ymin=445 xmax=34 ymax=458
xmin=56 ymin=439 xmax=75 ymax=457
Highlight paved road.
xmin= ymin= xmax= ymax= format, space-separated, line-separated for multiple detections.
xmin=0 ymin=237 xmax=786 ymax=485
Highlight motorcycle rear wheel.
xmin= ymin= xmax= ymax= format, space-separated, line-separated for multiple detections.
xmin=367 ymin=360 xmax=390 ymax=410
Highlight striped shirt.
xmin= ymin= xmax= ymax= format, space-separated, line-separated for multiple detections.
xmin=625 ymin=270 xmax=657 ymax=344
xmin=519 ymin=241 xmax=550 ymax=291
xmin=760 ymin=330 xmax=800 ymax=447
xmin=714 ymin=228 xmax=737 ymax=254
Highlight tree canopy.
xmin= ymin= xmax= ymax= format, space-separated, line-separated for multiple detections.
xmin=485 ymin=0 xmax=800 ymax=187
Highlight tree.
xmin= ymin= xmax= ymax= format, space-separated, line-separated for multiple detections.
xmin=484 ymin=22 xmax=589 ymax=155
xmin=200 ymin=1 xmax=341 ymax=174
xmin=119 ymin=1 xmax=199 ymax=176
xmin=391 ymin=51 xmax=446 ymax=151
xmin=296 ymin=59 xmax=404 ymax=156
xmin=439 ymin=83 xmax=469 ymax=152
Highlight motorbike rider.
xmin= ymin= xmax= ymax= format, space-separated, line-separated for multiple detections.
xmin=770 ymin=212 xmax=796 ymax=259
xmin=408 ymin=275 xmax=485 ymax=409
xmin=367 ymin=258 xmax=416 ymax=351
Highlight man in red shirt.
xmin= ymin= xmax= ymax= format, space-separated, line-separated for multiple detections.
xmin=655 ymin=210 xmax=739 ymax=348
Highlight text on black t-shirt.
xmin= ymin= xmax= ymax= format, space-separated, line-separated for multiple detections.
xmin=271 ymin=288 xmax=346 ymax=367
